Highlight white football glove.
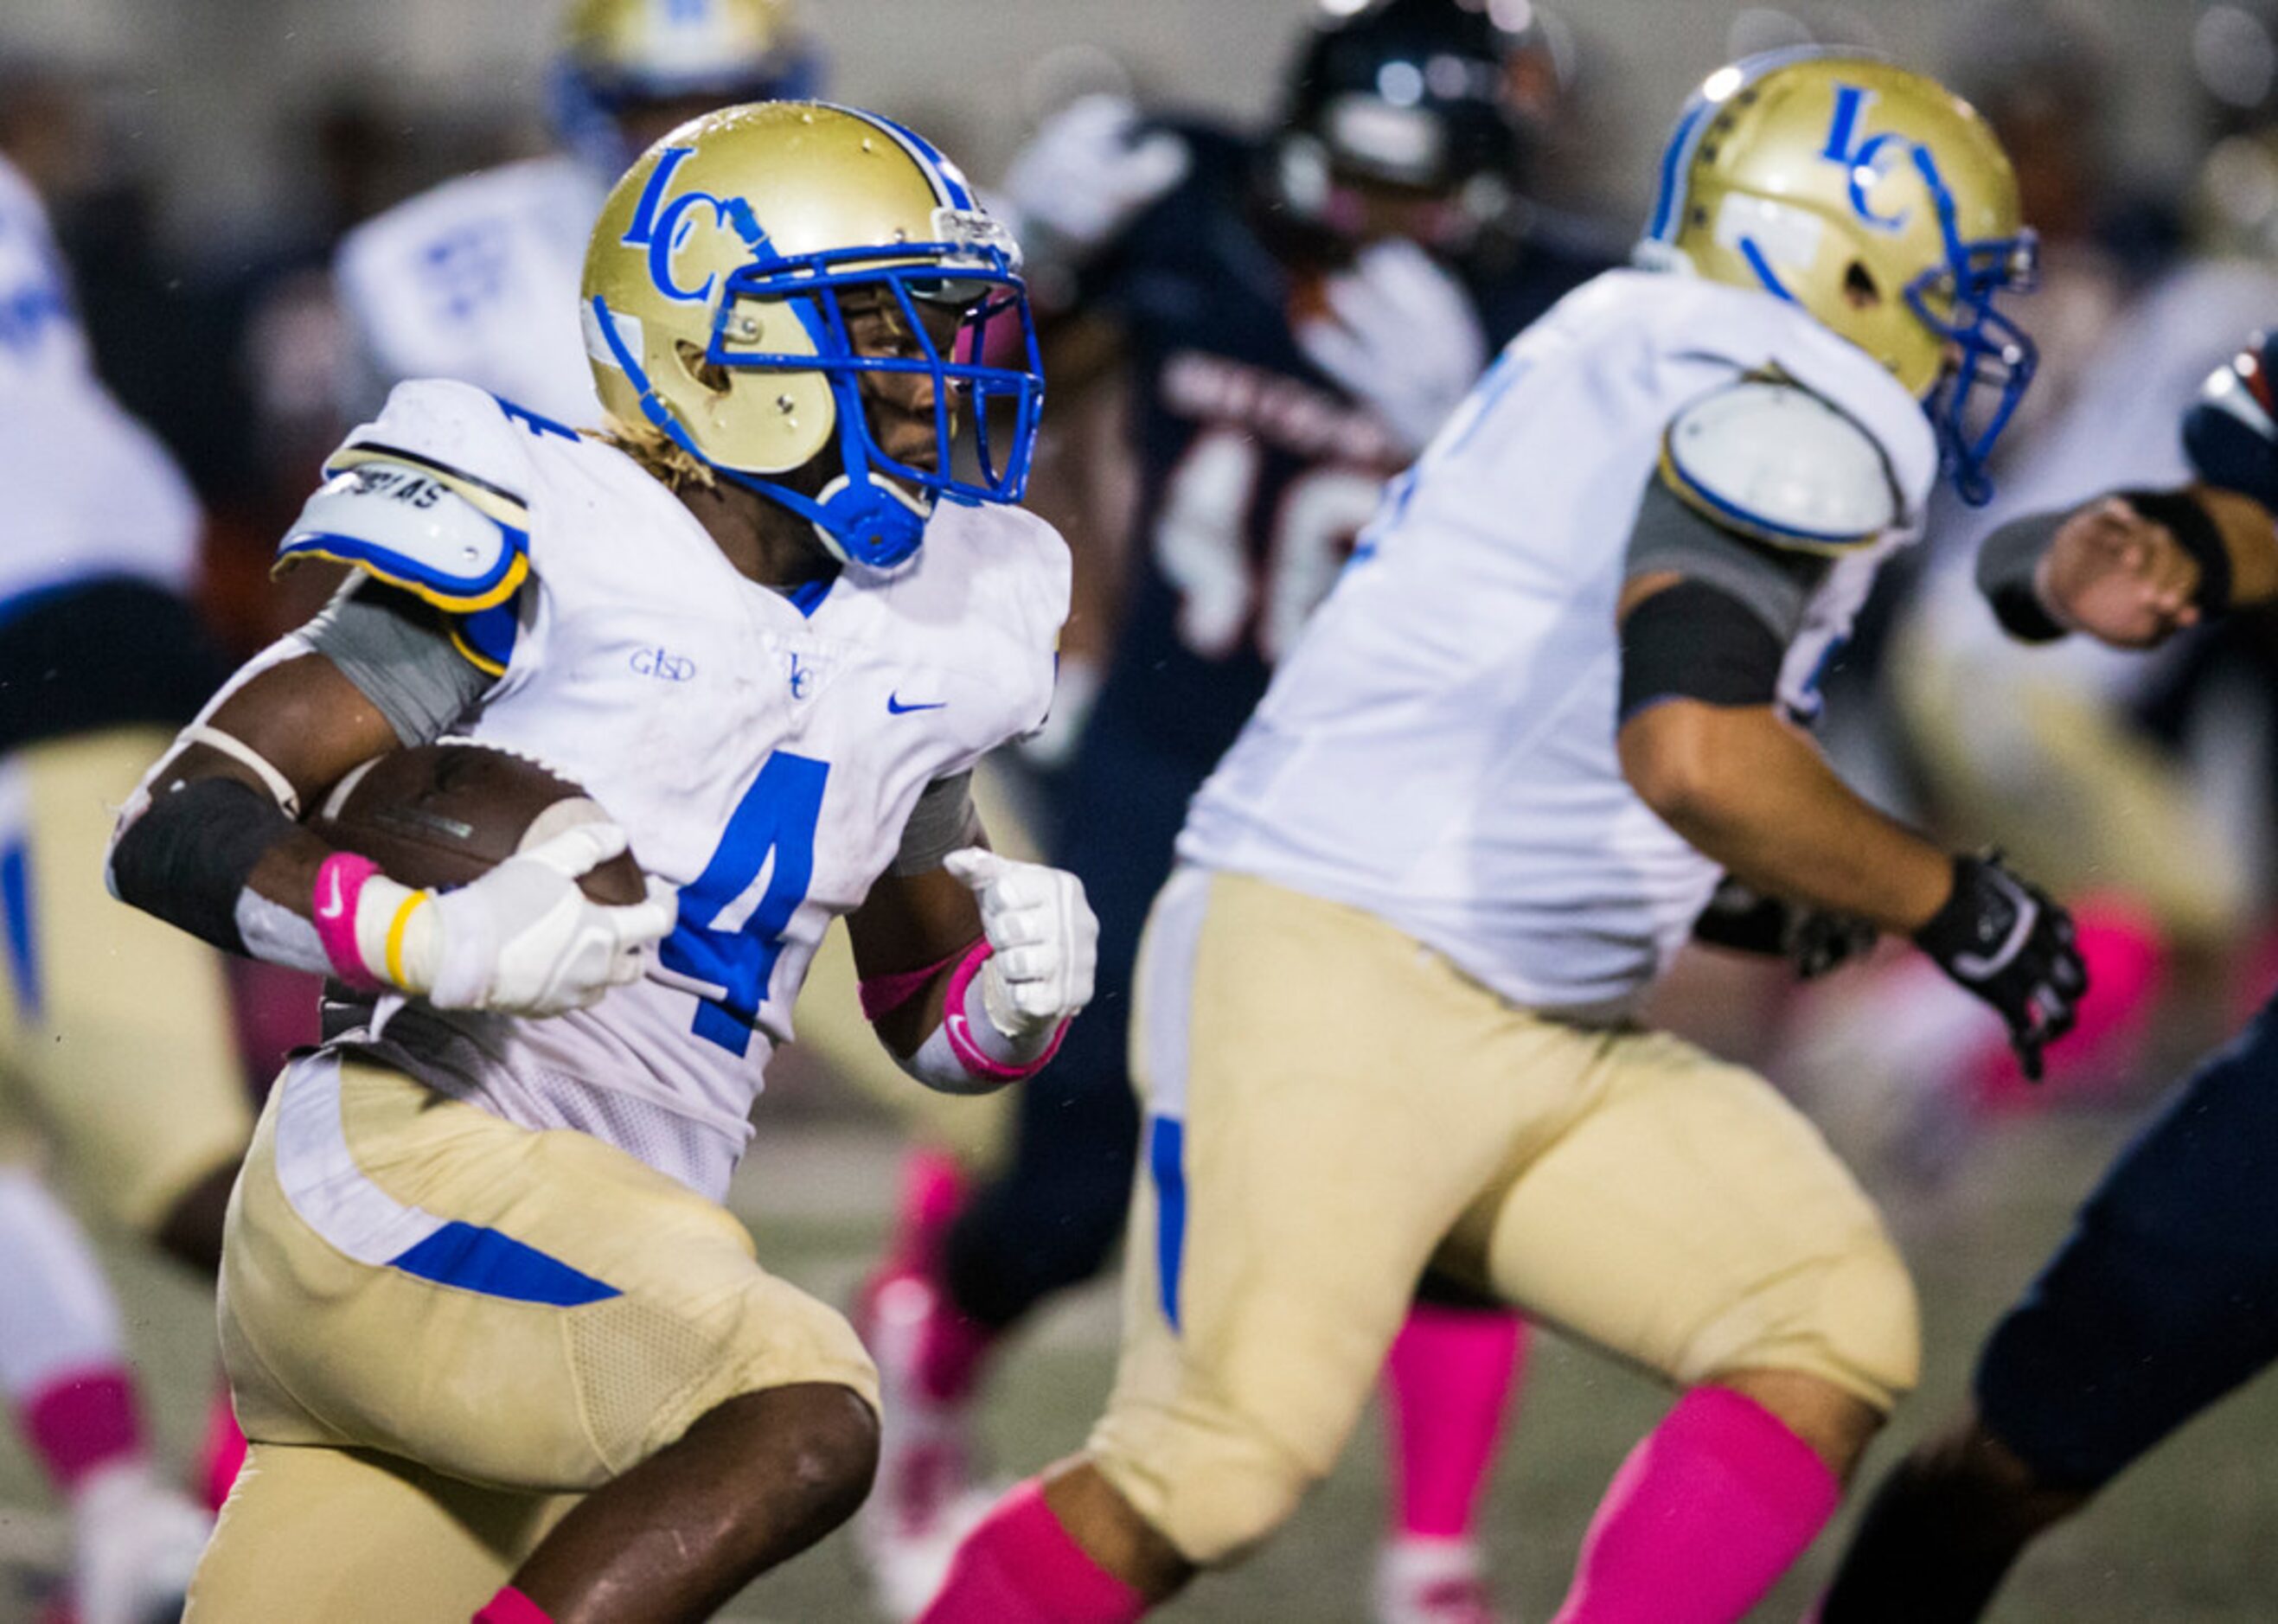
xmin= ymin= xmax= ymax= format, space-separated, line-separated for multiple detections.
xmin=403 ymin=823 xmax=677 ymax=1017
xmin=942 ymin=847 xmax=1098 ymax=1041
xmin=1295 ymin=238 xmax=1490 ymax=456
xmin=998 ymin=94 xmax=1190 ymax=266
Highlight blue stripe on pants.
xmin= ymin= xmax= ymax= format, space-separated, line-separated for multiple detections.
xmin=1148 ymin=1116 xmax=1187 ymax=1333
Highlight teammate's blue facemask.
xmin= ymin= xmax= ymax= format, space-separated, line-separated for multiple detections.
xmin=1905 ymin=143 xmax=2039 ymax=508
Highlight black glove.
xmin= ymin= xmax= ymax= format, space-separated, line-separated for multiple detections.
xmin=1693 ymin=877 xmax=1878 ymax=980
xmin=1913 ymin=853 xmax=2087 ymax=1081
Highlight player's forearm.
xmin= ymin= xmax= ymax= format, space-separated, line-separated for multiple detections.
xmin=110 ymin=650 xmax=407 ymax=972
xmin=2197 ymin=484 xmax=2278 ymax=607
xmin=1621 ymin=700 xmax=1952 ymax=934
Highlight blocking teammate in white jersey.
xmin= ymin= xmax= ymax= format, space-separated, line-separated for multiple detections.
xmin=336 ymin=0 xmax=816 ymax=427
xmin=108 ymin=103 xmax=1097 ymax=1623
xmin=919 ymin=52 xmax=2083 ymax=1624
xmin=0 ymin=149 xmax=241 ymax=1624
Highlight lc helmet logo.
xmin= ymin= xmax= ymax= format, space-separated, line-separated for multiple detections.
xmin=582 ymin=102 xmax=1044 ymax=571
xmin=1820 ymin=86 xmax=1913 ymax=233
xmin=1636 ymin=48 xmax=2039 ymax=505
xmin=618 ymin=144 xmax=768 ymax=304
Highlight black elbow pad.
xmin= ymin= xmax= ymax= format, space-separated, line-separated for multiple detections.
xmin=109 ymin=776 xmax=296 ymax=955
xmin=1617 ymin=579 xmax=1786 ymax=722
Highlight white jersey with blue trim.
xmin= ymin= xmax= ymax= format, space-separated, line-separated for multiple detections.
xmin=1177 ymin=269 xmax=1936 ymax=1022
xmin=318 ymin=381 xmax=1067 ymax=1196
xmin=0 ymin=156 xmax=201 ymax=610
xmin=336 ymin=155 xmax=611 ymax=428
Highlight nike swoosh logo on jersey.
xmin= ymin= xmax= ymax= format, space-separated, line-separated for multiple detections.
xmin=317 ymin=868 xmax=348 ymax=920
xmin=887 ymin=694 xmax=947 ymax=714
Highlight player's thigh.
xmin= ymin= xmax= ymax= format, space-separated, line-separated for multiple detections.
xmin=1977 ymin=1002 xmax=2278 ymax=1487
xmin=1459 ymin=1029 xmax=1918 ymax=1411
xmin=1093 ymin=870 xmax=1577 ymax=1563
xmin=222 ymin=1053 xmax=878 ymax=1493
xmin=187 ymin=1442 xmax=573 ymax=1623
xmin=0 ymin=728 xmax=250 ymax=1232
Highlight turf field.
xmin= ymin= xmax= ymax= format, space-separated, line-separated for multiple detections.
xmin=5 ymin=1107 xmax=2276 ymax=1621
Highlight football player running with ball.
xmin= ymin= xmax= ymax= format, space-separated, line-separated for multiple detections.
xmin=0 ymin=145 xmax=240 ymax=1624
xmin=1817 ymin=337 xmax=2278 ymax=1620
xmin=918 ymin=51 xmax=2082 ymax=1624
xmin=107 ymin=105 xmax=1096 ymax=1624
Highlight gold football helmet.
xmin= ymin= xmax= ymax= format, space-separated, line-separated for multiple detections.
xmin=582 ymin=102 xmax=1042 ymax=568
xmin=1637 ymin=49 xmax=2038 ymax=502
xmin=554 ymin=0 xmax=817 ymax=166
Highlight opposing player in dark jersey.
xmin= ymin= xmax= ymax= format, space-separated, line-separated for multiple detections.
xmin=1818 ymin=334 xmax=2278 ymax=1621
xmin=852 ymin=5 xmax=1616 ymax=1619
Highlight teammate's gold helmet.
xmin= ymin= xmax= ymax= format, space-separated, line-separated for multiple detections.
xmin=554 ymin=0 xmax=817 ymax=168
xmin=1638 ymin=49 xmax=2038 ymax=502
xmin=582 ymin=102 xmax=1042 ymax=568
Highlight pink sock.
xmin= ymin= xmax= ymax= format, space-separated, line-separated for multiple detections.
xmin=885 ymin=1149 xmax=969 ymax=1279
xmin=473 ymin=1586 xmax=554 ymax=1624
xmin=1382 ymin=1303 xmax=1527 ymax=1539
xmin=915 ymin=1477 xmax=1149 ymax=1624
xmin=864 ymin=1149 xmax=998 ymax=1403
xmin=17 ymin=1365 xmax=144 ymax=1494
xmin=1551 ymin=1385 xmax=1840 ymax=1624
xmin=199 ymin=1385 xmax=248 ymax=1511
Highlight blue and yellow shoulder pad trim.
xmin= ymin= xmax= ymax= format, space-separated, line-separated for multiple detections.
xmin=276 ymin=444 xmax=531 ymax=613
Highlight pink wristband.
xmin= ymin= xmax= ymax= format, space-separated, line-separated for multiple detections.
xmin=858 ymin=950 xmax=961 ymax=1022
xmin=942 ymin=937 xmax=1070 ymax=1083
xmin=311 ymin=852 xmax=383 ymax=988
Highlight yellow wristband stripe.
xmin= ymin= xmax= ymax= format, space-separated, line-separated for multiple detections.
xmin=384 ymin=892 xmax=432 ymax=989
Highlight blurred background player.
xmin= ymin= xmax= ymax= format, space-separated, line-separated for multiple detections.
xmin=1818 ymin=333 xmax=2278 ymax=1621
xmin=0 ymin=135 xmax=245 ymax=1621
xmin=917 ymin=48 xmax=2083 ymax=1624
xmin=850 ymin=3 xmax=1618 ymax=1618
xmin=335 ymin=0 xmax=819 ymax=426
xmin=1782 ymin=1 xmax=2278 ymax=1170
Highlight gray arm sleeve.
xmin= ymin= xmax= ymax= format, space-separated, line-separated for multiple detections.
xmin=1624 ymin=478 xmax=1831 ymax=641
xmin=1974 ymin=509 xmax=2070 ymax=642
xmin=891 ymin=771 xmax=982 ymax=877
xmin=298 ymin=579 xmax=493 ymax=745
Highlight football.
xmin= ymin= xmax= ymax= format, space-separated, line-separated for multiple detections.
xmin=308 ymin=741 xmax=647 ymax=905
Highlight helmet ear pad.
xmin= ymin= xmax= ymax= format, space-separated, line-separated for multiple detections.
xmin=700 ymin=291 xmax=842 ymax=475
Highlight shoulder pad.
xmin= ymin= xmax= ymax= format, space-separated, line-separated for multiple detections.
xmin=278 ymin=381 xmax=540 ymax=611
xmin=280 ymin=460 xmax=528 ymax=613
xmin=1660 ymin=378 xmax=1900 ymax=553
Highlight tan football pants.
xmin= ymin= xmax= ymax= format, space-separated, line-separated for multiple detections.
xmin=1091 ymin=869 xmax=1918 ymax=1565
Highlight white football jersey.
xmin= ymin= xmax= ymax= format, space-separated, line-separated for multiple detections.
xmin=318 ymin=382 xmax=1067 ymax=1196
xmin=336 ymin=155 xmax=611 ymax=427
xmin=0 ymin=156 xmax=201 ymax=608
xmin=1179 ymin=270 xmax=1937 ymax=1022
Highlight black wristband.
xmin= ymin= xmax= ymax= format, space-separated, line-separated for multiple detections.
xmin=2116 ymin=488 xmax=2233 ymax=617
xmin=109 ymin=776 xmax=298 ymax=956
xmin=1912 ymin=854 xmax=2015 ymax=965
